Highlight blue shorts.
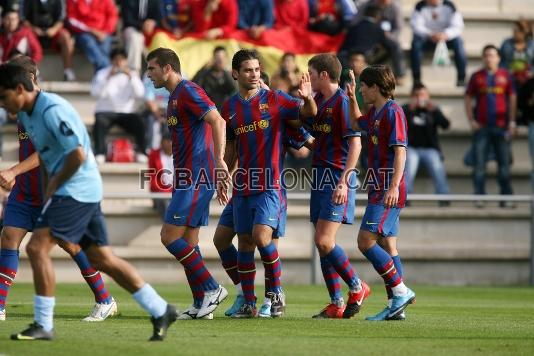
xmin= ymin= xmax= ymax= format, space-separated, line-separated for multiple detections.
xmin=165 ymin=185 xmax=214 ymax=227
xmin=37 ymin=196 xmax=109 ymax=248
xmin=3 ymin=198 xmax=42 ymax=231
xmin=360 ymin=203 xmax=402 ymax=237
xmin=219 ymin=196 xmax=287 ymax=238
xmin=232 ymin=190 xmax=284 ymax=235
xmin=310 ymin=167 xmax=356 ymax=224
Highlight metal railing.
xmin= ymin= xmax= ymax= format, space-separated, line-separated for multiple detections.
xmin=103 ymin=192 xmax=534 ymax=286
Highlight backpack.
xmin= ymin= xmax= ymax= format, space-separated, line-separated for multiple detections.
xmin=107 ymin=138 xmax=135 ymax=163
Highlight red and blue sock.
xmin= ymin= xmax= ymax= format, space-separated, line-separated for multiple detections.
xmin=386 ymin=255 xmax=404 ymax=299
xmin=185 ymin=246 xmax=205 ymax=308
xmin=166 ymin=238 xmax=219 ymax=292
xmin=0 ymin=249 xmax=19 ymax=311
xmin=218 ymin=245 xmax=240 ymax=286
xmin=320 ymin=257 xmax=343 ymax=303
xmin=325 ymin=245 xmax=359 ymax=291
xmin=237 ymin=250 xmax=256 ymax=306
xmin=72 ymin=250 xmax=112 ymax=304
xmin=258 ymin=242 xmax=282 ymax=294
xmin=363 ymin=244 xmax=402 ymax=288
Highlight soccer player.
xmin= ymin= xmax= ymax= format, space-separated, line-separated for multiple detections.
xmin=0 ymin=56 xmax=117 ymax=323
xmin=0 ymin=63 xmax=177 ymax=341
xmin=146 ymin=47 xmax=230 ymax=320
xmin=220 ymin=49 xmax=316 ymax=318
xmin=305 ymin=53 xmax=370 ymax=319
xmin=346 ymin=65 xmax=416 ymax=321
xmin=215 ymin=126 xmax=314 ymax=318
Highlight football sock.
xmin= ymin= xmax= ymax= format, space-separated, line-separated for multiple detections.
xmin=325 ymin=245 xmax=360 ymax=291
xmin=237 ymin=250 xmax=256 ymax=306
xmin=320 ymin=257 xmax=343 ymax=303
xmin=258 ymin=242 xmax=282 ymax=294
xmin=132 ymin=283 xmax=167 ymax=318
xmin=0 ymin=249 xmax=18 ymax=310
xmin=386 ymin=255 xmax=404 ymax=300
xmin=166 ymin=238 xmax=219 ymax=291
xmin=72 ymin=250 xmax=112 ymax=304
xmin=363 ymin=244 xmax=407 ymax=296
xmin=34 ymin=295 xmax=55 ymax=332
xmin=185 ymin=246 xmax=204 ymax=308
xmin=218 ymin=245 xmax=240 ymax=285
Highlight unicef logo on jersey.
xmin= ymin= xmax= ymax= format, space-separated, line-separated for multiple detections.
xmin=312 ymin=123 xmax=331 ymax=134
xmin=167 ymin=116 xmax=178 ymax=126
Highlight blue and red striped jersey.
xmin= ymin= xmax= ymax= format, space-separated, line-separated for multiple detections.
xmin=466 ymin=68 xmax=515 ymax=128
xmin=11 ymin=122 xmax=43 ymax=206
xmin=222 ymin=88 xmax=300 ymax=196
xmin=166 ymin=80 xmax=217 ymax=187
xmin=306 ymin=88 xmax=360 ymax=170
xmin=358 ymin=100 xmax=407 ymax=208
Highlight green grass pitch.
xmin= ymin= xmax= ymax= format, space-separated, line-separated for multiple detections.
xmin=0 ymin=283 xmax=533 ymax=355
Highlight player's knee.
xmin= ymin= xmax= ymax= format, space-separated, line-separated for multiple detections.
xmin=57 ymin=241 xmax=81 ymax=257
xmin=25 ymin=239 xmax=42 ymax=258
xmin=314 ymin=239 xmax=333 ymax=255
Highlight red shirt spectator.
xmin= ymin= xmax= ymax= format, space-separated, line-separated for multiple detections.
xmin=191 ymin=0 xmax=238 ymax=39
xmin=0 ymin=9 xmax=42 ymax=63
xmin=66 ymin=0 xmax=118 ymax=35
xmin=274 ymin=0 xmax=309 ymax=30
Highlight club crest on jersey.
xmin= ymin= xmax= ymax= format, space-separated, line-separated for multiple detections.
xmin=259 ymin=103 xmax=269 ymax=113
xmin=172 ymin=100 xmax=178 ymax=108
xmin=374 ymin=119 xmax=381 ymax=129
xmin=18 ymin=132 xmax=30 ymax=140
xmin=167 ymin=116 xmax=178 ymax=126
xmin=325 ymin=107 xmax=333 ymax=116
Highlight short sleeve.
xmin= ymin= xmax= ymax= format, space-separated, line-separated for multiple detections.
xmin=284 ymin=125 xmax=311 ymax=150
xmin=43 ymin=106 xmax=82 ymax=154
xmin=357 ymin=112 xmax=369 ymax=133
xmin=506 ymin=72 xmax=516 ymax=96
xmin=465 ymin=73 xmax=477 ymax=96
xmin=388 ymin=107 xmax=408 ymax=147
xmin=183 ymin=84 xmax=216 ymax=121
xmin=340 ymin=95 xmax=360 ymax=138
xmin=221 ymin=101 xmax=236 ymax=141
xmin=275 ymin=90 xmax=300 ymax=120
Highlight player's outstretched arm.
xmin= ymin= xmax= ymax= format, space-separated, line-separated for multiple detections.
xmin=0 ymin=152 xmax=40 ymax=190
xmin=332 ymin=136 xmax=361 ymax=205
xmin=346 ymin=70 xmax=363 ymax=131
xmin=45 ymin=146 xmax=86 ymax=200
xmin=298 ymin=72 xmax=317 ymax=118
xmin=204 ymin=110 xmax=231 ymax=203
xmin=383 ymin=145 xmax=406 ymax=208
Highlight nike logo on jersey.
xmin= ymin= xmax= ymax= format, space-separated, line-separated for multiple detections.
xmin=332 ymin=212 xmax=339 ymax=216
xmin=228 ymin=113 xmax=237 ymax=121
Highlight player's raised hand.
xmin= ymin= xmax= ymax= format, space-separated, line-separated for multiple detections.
xmin=332 ymin=182 xmax=348 ymax=205
xmin=298 ymin=72 xmax=312 ymax=99
xmin=383 ymin=185 xmax=399 ymax=208
xmin=346 ymin=70 xmax=357 ymax=101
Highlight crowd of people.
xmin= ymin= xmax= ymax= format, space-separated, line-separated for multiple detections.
xmin=0 ymin=0 xmax=533 ymax=202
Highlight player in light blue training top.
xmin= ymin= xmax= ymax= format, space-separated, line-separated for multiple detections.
xmin=0 ymin=63 xmax=178 ymax=342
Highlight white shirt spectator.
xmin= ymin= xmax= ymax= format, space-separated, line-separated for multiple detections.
xmin=410 ymin=0 xmax=464 ymax=40
xmin=91 ymin=68 xmax=145 ymax=113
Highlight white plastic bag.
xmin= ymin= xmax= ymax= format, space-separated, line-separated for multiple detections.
xmin=432 ymin=40 xmax=451 ymax=67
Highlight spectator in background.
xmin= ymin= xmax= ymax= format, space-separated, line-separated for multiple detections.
xmin=91 ymin=48 xmax=147 ymax=164
xmin=308 ymin=0 xmax=357 ymax=35
xmin=465 ymin=44 xmax=516 ymax=208
xmin=192 ymin=46 xmax=236 ymax=110
xmin=160 ymin=0 xmax=194 ymax=38
xmin=237 ymin=0 xmax=274 ymax=39
xmin=148 ymin=134 xmax=173 ymax=221
xmin=338 ymin=4 xmax=405 ymax=81
xmin=119 ymin=0 xmax=161 ymax=74
xmin=0 ymin=7 xmax=42 ymax=63
xmin=519 ymin=73 xmax=534 ymax=191
xmin=191 ymin=0 xmax=238 ymax=40
xmin=66 ymin=0 xmax=118 ymax=72
xmin=143 ymin=69 xmax=170 ymax=150
xmin=274 ymin=0 xmax=309 ymax=31
xmin=23 ymin=0 xmax=75 ymax=81
xmin=271 ymin=52 xmax=302 ymax=92
xmin=403 ymin=83 xmax=451 ymax=202
xmin=410 ymin=0 xmax=466 ymax=87
xmin=357 ymin=0 xmax=403 ymax=42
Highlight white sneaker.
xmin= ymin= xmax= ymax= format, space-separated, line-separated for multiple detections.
xmin=95 ymin=154 xmax=106 ymax=164
xmin=0 ymin=308 xmax=5 ymax=321
xmin=82 ymin=298 xmax=118 ymax=322
xmin=64 ymin=68 xmax=76 ymax=82
xmin=177 ymin=305 xmax=213 ymax=320
xmin=197 ymin=285 xmax=228 ymax=318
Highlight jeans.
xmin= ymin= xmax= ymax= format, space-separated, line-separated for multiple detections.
xmin=405 ymin=147 xmax=450 ymax=194
xmin=410 ymin=35 xmax=467 ymax=82
xmin=529 ymin=122 xmax=534 ymax=192
xmin=473 ymin=127 xmax=513 ymax=195
xmin=76 ymin=33 xmax=112 ymax=72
